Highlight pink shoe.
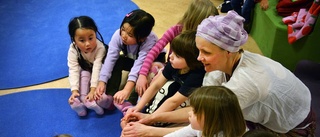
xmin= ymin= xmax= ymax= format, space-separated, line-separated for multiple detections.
xmin=70 ymin=98 xmax=87 ymax=116
xmin=84 ymin=101 xmax=104 ymax=115
xmin=97 ymin=94 xmax=115 ymax=110
xmin=114 ymin=101 xmax=133 ymax=116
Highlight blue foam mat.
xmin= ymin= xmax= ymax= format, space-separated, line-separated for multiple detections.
xmin=0 ymin=89 xmax=123 ymax=137
xmin=0 ymin=0 xmax=138 ymax=89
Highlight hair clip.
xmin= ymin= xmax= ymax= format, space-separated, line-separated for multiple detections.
xmin=126 ymin=12 xmax=133 ymax=17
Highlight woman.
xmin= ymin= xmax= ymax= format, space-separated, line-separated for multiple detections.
xmin=196 ymin=10 xmax=315 ymax=136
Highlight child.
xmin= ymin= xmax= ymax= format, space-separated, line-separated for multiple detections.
xmin=67 ymin=16 xmax=111 ymax=116
xmin=230 ymin=0 xmax=269 ymax=32
xmin=122 ymin=30 xmax=205 ymax=129
xmin=95 ymin=9 xmax=161 ymax=114
xmin=164 ymin=86 xmax=247 ymax=137
xmin=135 ymin=0 xmax=219 ymax=95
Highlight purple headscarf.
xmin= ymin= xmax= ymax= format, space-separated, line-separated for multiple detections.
xmin=196 ymin=11 xmax=248 ymax=52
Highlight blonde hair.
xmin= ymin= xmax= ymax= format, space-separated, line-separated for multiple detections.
xmin=179 ymin=0 xmax=219 ymax=31
xmin=189 ymin=86 xmax=246 ymax=137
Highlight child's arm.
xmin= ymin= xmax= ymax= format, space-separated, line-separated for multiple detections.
xmin=98 ymin=30 xmax=121 ymax=83
xmin=113 ymin=81 xmax=135 ymax=104
xmin=67 ymin=44 xmax=81 ymax=92
xmin=136 ymin=25 xmax=183 ymax=94
xmin=152 ymin=92 xmax=188 ymax=114
xmin=96 ymin=30 xmax=122 ymax=99
xmin=139 ymin=25 xmax=182 ymax=76
xmin=90 ymin=40 xmax=106 ymax=92
xmin=134 ymin=73 xmax=167 ymax=112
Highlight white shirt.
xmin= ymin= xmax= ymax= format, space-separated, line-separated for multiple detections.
xmin=67 ymin=40 xmax=106 ymax=91
xmin=164 ymin=124 xmax=202 ymax=137
xmin=164 ymin=124 xmax=226 ymax=137
xmin=203 ymin=51 xmax=311 ymax=133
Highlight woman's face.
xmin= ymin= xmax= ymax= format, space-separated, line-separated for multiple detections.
xmin=169 ymin=51 xmax=188 ymax=70
xmin=120 ymin=23 xmax=137 ymax=45
xmin=74 ymin=28 xmax=97 ymax=53
xmin=188 ymin=109 xmax=204 ymax=131
xmin=196 ymin=37 xmax=228 ymax=72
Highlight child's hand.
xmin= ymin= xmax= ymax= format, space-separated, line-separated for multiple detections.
xmin=68 ymin=90 xmax=80 ymax=104
xmin=123 ymin=107 xmax=138 ymax=119
xmin=121 ymin=114 xmax=138 ymax=129
xmin=86 ymin=88 xmax=95 ymax=101
xmin=260 ymin=0 xmax=269 ymax=10
xmin=126 ymin=107 xmax=136 ymax=114
xmin=95 ymin=81 xmax=106 ymax=100
xmin=135 ymin=75 xmax=148 ymax=97
xmin=113 ymin=90 xmax=130 ymax=104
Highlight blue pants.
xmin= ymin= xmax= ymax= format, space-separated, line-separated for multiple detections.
xmin=231 ymin=0 xmax=256 ymax=23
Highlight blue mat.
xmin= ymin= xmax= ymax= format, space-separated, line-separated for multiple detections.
xmin=0 ymin=89 xmax=123 ymax=137
xmin=0 ymin=0 xmax=138 ymax=89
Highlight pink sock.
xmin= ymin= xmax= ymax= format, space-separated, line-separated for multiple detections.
xmin=70 ymin=98 xmax=87 ymax=116
xmin=114 ymin=101 xmax=133 ymax=116
xmin=79 ymin=95 xmax=86 ymax=103
xmin=148 ymin=62 xmax=165 ymax=83
xmin=79 ymin=70 xmax=90 ymax=102
xmin=282 ymin=12 xmax=298 ymax=25
xmin=290 ymin=15 xmax=317 ymax=44
xmin=97 ymin=94 xmax=115 ymax=110
xmin=291 ymin=9 xmax=307 ymax=29
xmin=84 ymin=101 xmax=104 ymax=115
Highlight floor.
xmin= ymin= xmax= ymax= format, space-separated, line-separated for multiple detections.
xmin=0 ymin=0 xmax=262 ymax=96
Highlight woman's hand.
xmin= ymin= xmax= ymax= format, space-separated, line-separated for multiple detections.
xmin=125 ymin=112 xmax=154 ymax=125
xmin=122 ymin=122 xmax=152 ymax=137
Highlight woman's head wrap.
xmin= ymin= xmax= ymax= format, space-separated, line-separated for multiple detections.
xmin=196 ymin=11 xmax=248 ymax=52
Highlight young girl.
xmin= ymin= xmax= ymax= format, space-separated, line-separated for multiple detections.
xmin=135 ymin=0 xmax=219 ymax=95
xmin=95 ymin=9 xmax=162 ymax=114
xmin=122 ymin=30 xmax=205 ymax=129
xmin=164 ymin=86 xmax=247 ymax=137
xmin=67 ymin=16 xmax=111 ymax=116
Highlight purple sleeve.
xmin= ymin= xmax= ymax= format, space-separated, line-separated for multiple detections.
xmin=127 ymin=31 xmax=158 ymax=82
xmin=99 ymin=29 xmax=122 ymax=83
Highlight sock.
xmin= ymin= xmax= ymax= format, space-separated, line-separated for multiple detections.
xmin=291 ymin=9 xmax=307 ymax=29
xmin=288 ymin=1 xmax=320 ymax=44
xmin=79 ymin=70 xmax=90 ymax=102
xmin=80 ymin=95 xmax=86 ymax=103
xmin=96 ymin=94 xmax=115 ymax=110
xmin=70 ymin=98 xmax=87 ymax=116
xmin=84 ymin=100 xmax=104 ymax=115
xmin=283 ymin=12 xmax=298 ymax=25
xmin=148 ymin=62 xmax=165 ymax=83
xmin=114 ymin=101 xmax=133 ymax=116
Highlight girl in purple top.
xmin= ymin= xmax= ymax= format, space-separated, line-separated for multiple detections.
xmin=135 ymin=0 xmax=219 ymax=95
xmin=94 ymin=9 xmax=163 ymax=114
